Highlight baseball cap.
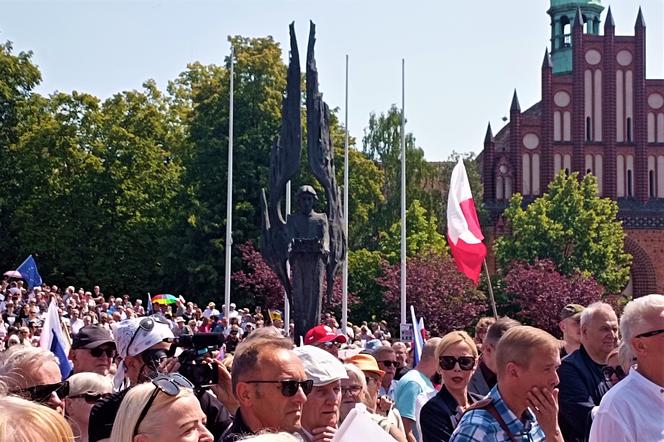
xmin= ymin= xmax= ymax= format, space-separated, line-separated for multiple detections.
xmin=72 ymin=325 xmax=116 ymax=349
xmin=560 ymin=304 xmax=585 ymax=321
xmin=346 ymin=353 xmax=385 ymax=378
xmin=293 ymin=345 xmax=348 ymax=386
xmin=304 ymin=325 xmax=347 ymax=345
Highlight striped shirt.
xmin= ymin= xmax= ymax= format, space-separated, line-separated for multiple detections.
xmin=450 ymin=385 xmax=546 ymax=442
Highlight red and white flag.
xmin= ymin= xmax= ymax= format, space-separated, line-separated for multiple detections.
xmin=446 ymin=159 xmax=486 ymax=284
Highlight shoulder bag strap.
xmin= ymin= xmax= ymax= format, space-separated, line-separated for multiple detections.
xmin=484 ymin=403 xmax=519 ymax=442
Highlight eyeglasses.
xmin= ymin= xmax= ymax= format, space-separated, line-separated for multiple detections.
xmin=341 ymin=385 xmax=362 ymax=396
xmin=90 ymin=347 xmax=115 ymax=358
xmin=126 ymin=315 xmax=168 ymax=357
xmin=635 ymin=328 xmax=664 ymax=339
xmin=133 ymin=373 xmax=193 ymax=436
xmin=439 ymin=356 xmax=476 ymax=371
xmin=365 ymin=376 xmax=380 ymax=385
xmin=378 ymin=360 xmax=397 ymax=368
xmin=318 ymin=341 xmax=340 ymax=349
xmin=245 ymin=379 xmax=314 ymax=397
xmin=69 ymin=392 xmax=112 ymax=404
xmin=12 ymin=381 xmax=69 ymax=403
xmin=602 ymin=365 xmax=627 ymax=381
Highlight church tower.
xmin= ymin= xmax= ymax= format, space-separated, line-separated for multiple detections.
xmin=548 ymin=0 xmax=604 ymax=74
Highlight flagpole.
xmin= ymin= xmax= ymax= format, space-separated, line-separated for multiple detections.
xmin=224 ymin=46 xmax=234 ymax=322
xmin=483 ymin=260 xmax=498 ymax=319
xmin=341 ymin=54 xmax=349 ymax=336
xmin=285 ymin=181 xmax=291 ymax=335
xmin=400 ymin=58 xmax=407 ymax=326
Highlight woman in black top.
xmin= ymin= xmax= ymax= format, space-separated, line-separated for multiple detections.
xmin=420 ymin=331 xmax=482 ymax=442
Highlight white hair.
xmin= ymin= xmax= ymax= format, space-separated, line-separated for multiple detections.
xmin=239 ymin=432 xmax=300 ymax=441
xmin=0 ymin=345 xmax=59 ymax=389
xmin=620 ymin=294 xmax=664 ymax=353
xmin=580 ymin=302 xmax=616 ymax=329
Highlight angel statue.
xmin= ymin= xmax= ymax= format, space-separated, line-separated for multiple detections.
xmin=260 ymin=21 xmax=346 ymax=341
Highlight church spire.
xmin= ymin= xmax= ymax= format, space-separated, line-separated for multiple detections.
xmin=484 ymin=122 xmax=493 ymax=145
xmin=510 ymin=89 xmax=521 ymax=113
xmin=635 ymin=7 xmax=646 ymax=29
xmin=573 ymin=6 xmax=584 ymax=29
xmin=604 ymin=6 xmax=615 ymax=29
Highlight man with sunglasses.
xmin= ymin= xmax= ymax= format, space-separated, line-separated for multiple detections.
xmin=304 ymin=324 xmax=347 ymax=359
xmin=223 ymin=331 xmax=309 ymax=441
xmin=90 ymin=316 xmax=236 ymax=441
xmin=0 ymin=344 xmax=68 ymax=415
xmin=69 ymin=324 xmax=116 ymax=377
xmin=373 ymin=345 xmax=399 ymax=400
xmin=590 ymin=294 xmax=664 ymax=442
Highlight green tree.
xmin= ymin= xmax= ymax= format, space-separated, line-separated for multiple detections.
xmin=11 ymin=84 xmax=182 ymax=294
xmin=0 ymin=42 xmax=43 ymax=269
xmin=379 ymin=199 xmax=447 ymax=263
xmin=493 ymin=172 xmax=631 ymax=293
xmin=166 ymin=36 xmax=287 ymax=299
xmin=362 ymin=105 xmax=439 ymax=240
xmin=347 ymin=249 xmax=386 ymax=323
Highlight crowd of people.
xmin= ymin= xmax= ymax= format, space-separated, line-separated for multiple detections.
xmin=0 ymin=277 xmax=662 ymax=442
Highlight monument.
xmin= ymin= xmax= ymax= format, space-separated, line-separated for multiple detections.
xmin=260 ymin=22 xmax=346 ymax=340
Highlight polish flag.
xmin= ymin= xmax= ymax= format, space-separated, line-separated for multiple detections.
xmin=446 ymin=159 xmax=486 ymax=284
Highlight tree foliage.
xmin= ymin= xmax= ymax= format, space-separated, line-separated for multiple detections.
xmin=379 ymin=200 xmax=447 ymax=262
xmin=494 ymin=172 xmax=631 ymax=294
xmin=503 ymin=260 xmax=605 ymax=335
xmin=379 ymin=253 xmax=487 ymax=335
xmin=362 ymin=105 xmax=440 ymax=241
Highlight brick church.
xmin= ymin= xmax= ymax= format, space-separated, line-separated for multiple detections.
xmin=481 ymin=0 xmax=664 ymax=297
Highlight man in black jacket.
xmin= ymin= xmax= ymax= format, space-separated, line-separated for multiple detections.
xmin=557 ymin=302 xmax=617 ymax=442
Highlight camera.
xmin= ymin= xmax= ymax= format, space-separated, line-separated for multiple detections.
xmin=167 ymin=333 xmax=225 ymax=388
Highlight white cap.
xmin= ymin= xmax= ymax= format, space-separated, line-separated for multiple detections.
xmin=293 ymin=345 xmax=348 ymax=386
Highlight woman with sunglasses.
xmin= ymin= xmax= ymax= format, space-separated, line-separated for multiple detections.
xmin=602 ymin=342 xmax=634 ymax=387
xmin=420 ymin=331 xmax=482 ymax=442
xmin=65 ymin=372 xmax=113 ymax=442
xmin=110 ymin=373 xmax=213 ymax=442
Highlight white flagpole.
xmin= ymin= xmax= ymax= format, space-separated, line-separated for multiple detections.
xmin=400 ymin=58 xmax=407 ymax=326
xmin=224 ymin=46 xmax=234 ymax=321
xmin=341 ymin=54 xmax=349 ymax=336
xmin=285 ymin=181 xmax=291 ymax=334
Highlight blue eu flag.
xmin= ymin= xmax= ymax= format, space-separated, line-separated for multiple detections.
xmin=16 ymin=255 xmax=43 ymax=290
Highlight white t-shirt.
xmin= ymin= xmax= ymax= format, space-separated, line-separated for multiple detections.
xmin=589 ymin=367 xmax=664 ymax=442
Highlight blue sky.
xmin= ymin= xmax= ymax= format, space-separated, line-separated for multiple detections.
xmin=2 ymin=0 xmax=662 ymax=160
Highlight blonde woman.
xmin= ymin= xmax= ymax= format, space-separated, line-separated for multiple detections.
xmin=110 ymin=373 xmax=212 ymax=442
xmin=420 ymin=331 xmax=482 ymax=442
xmin=0 ymin=395 xmax=74 ymax=442
xmin=65 ymin=372 xmax=113 ymax=442
xmin=340 ymin=363 xmax=406 ymax=442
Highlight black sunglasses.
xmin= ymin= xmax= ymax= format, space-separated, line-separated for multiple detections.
xmin=126 ymin=315 xmax=169 ymax=357
xmin=90 ymin=347 xmax=116 ymax=358
xmin=635 ymin=328 xmax=664 ymax=339
xmin=12 ymin=381 xmax=69 ymax=403
xmin=602 ymin=365 xmax=626 ymax=381
xmin=69 ymin=392 xmax=112 ymax=404
xmin=133 ymin=373 xmax=194 ymax=436
xmin=439 ymin=356 xmax=476 ymax=371
xmin=245 ymin=379 xmax=314 ymax=397
xmin=378 ymin=360 xmax=397 ymax=368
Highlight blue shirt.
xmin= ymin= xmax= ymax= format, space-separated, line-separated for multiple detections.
xmin=450 ymin=385 xmax=546 ymax=442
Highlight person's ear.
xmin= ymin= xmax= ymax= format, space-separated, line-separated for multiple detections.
xmin=505 ymin=361 xmax=519 ymax=379
xmin=68 ymin=349 xmax=77 ymax=363
xmin=631 ymin=338 xmax=647 ymax=357
xmin=235 ymin=382 xmax=254 ymax=407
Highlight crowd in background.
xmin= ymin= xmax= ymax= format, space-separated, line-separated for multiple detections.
xmin=0 ymin=276 xmax=662 ymax=442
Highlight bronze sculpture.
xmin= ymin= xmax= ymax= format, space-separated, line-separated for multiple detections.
xmin=260 ymin=22 xmax=346 ymax=341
